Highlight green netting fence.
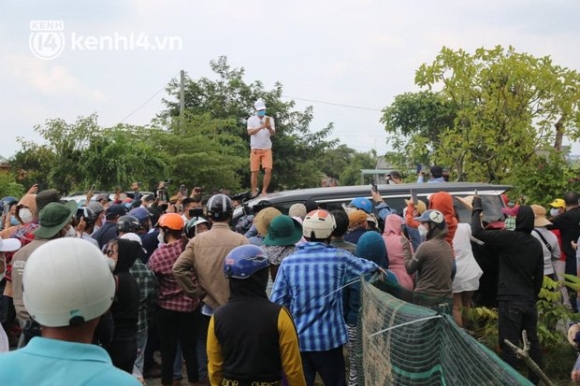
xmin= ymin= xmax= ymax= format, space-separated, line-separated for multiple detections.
xmin=355 ymin=277 xmax=532 ymax=385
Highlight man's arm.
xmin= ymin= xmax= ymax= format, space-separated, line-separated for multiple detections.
xmin=207 ymin=316 xmax=224 ymax=386
xmin=533 ymin=249 xmax=544 ymax=298
xmin=343 ymin=250 xmax=380 ymax=282
xmin=371 ymin=190 xmax=394 ymax=221
xmin=278 ymin=308 xmax=306 ymax=386
xmin=172 ymin=240 xmax=203 ymax=299
xmin=265 ymin=116 xmax=275 ymax=136
xmin=405 ymin=201 xmax=420 ymax=228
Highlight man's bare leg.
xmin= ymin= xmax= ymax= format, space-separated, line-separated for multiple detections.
xmin=262 ymin=168 xmax=272 ymax=195
xmin=251 ymin=171 xmax=259 ymax=196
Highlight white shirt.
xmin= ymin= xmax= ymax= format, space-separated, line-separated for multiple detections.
xmin=247 ymin=115 xmax=275 ymax=149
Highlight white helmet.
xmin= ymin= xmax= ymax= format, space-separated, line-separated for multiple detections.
xmin=23 ymin=238 xmax=115 ymax=327
xmin=302 ymin=209 xmax=336 ymax=239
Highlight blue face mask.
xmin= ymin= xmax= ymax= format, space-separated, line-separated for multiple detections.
xmin=257 ymin=110 xmax=266 ymax=117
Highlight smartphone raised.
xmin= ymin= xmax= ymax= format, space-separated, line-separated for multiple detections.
xmin=410 ymin=189 xmax=418 ymax=204
xmin=371 ymin=183 xmax=378 ymax=193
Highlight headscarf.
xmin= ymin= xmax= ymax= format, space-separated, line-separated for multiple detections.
xmin=356 ymin=231 xmax=388 ymax=269
xmin=429 ymin=191 xmax=457 ymax=247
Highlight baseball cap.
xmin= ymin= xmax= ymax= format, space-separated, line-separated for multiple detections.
xmin=549 ymin=198 xmax=566 ymax=209
xmin=129 ymin=207 xmax=151 ymax=222
xmin=87 ymin=201 xmax=105 ymax=215
xmin=0 ymin=237 xmax=21 ymax=252
xmin=34 ymin=200 xmax=77 ymax=239
xmin=106 ymin=204 xmax=127 ymax=218
xmin=254 ymin=99 xmax=266 ymax=110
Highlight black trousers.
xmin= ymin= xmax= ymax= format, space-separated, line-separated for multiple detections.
xmin=300 ymin=346 xmax=346 ymax=386
xmin=107 ymin=337 xmax=137 ymax=374
xmin=156 ymin=306 xmax=199 ymax=385
xmin=498 ymin=300 xmax=543 ymax=385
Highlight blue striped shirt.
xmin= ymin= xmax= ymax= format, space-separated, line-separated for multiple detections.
xmin=270 ymin=242 xmax=378 ymax=352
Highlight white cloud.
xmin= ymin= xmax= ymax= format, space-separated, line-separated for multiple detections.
xmin=3 ymin=54 xmax=105 ymax=101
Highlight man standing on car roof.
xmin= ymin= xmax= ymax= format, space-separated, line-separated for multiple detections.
xmin=247 ymin=99 xmax=275 ymax=197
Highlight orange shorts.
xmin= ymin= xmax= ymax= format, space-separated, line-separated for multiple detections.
xmin=250 ymin=149 xmax=273 ymax=172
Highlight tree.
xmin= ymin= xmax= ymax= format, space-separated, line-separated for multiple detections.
xmin=381 ymin=90 xmax=457 ymax=172
xmin=383 ymin=46 xmax=580 ymax=185
xmin=161 ymin=56 xmax=337 ymax=191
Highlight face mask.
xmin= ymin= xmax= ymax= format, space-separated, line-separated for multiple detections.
xmin=107 ymin=257 xmax=116 ymax=272
xmin=157 ymin=230 xmax=165 ymax=244
xmin=418 ymin=224 xmax=428 ymax=237
xmin=505 ymin=216 xmax=516 ymax=231
xmin=65 ymin=226 xmax=76 ymax=237
xmin=19 ymin=208 xmax=33 ymax=224
xmin=10 ymin=215 xmax=19 ymax=226
xmin=550 ymin=208 xmax=560 ymax=217
xmin=257 ymin=110 xmax=266 ymax=117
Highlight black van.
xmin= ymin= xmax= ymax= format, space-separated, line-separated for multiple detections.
xmin=233 ymin=182 xmax=510 ymax=225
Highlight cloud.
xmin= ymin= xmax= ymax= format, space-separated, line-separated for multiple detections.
xmin=3 ymin=54 xmax=105 ymax=101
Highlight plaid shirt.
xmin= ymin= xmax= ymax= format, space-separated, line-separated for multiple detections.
xmin=148 ymin=240 xmax=200 ymax=313
xmin=129 ymin=259 xmax=158 ymax=332
xmin=270 ymin=242 xmax=378 ymax=352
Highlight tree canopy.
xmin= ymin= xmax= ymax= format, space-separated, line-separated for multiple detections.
xmin=9 ymin=57 xmax=377 ymax=195
xmin=382 ymin=45 xmax=580 ymax=202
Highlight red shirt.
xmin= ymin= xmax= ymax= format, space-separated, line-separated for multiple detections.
xmin=5 ymin=221 xmax=39 ymax=281
xmin=148 ymin=240 xmax=200 ymax=312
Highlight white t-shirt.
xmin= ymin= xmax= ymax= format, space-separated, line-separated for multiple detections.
xmin=247 ymin=115 xmax=275 ymax=149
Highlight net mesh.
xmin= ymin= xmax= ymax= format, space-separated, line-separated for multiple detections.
xmin=356 ymin=277 xmax=532 ymax=386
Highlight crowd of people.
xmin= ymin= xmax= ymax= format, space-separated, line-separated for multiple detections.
xmin=0 ymin=179 xmax=579 ymax=385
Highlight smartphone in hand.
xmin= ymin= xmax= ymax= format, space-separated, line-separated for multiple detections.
xmin=371 ymin=183 xmax=378 ymax=193
xmin=410 ymin=189 xmax=418 ymax=204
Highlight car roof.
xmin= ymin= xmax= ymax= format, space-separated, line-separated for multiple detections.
xmin=244 ymin=182 xmax=510 ymax=206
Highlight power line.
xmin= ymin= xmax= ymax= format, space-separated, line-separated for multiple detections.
xmin=119 ymin=79 xmax=174 ymax=123
xmin=281 ymin=95 xmax=383 ymax=112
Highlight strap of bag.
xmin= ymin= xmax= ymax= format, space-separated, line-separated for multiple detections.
xmin=532 ymin=229 xmax=554 ymax=255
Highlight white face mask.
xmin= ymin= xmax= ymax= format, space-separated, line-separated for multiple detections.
xmin=418 ymin=224 xmax=428 ymax=237
xmin=107 ymin=257 xmax=116 ymax=272
xmin=18 ymin=208 xmax=33 ymax=224
xmin=550 ymin=208 xmax=560 ymax=217
xmin=157 ymin=230 xmax=165 ymax=244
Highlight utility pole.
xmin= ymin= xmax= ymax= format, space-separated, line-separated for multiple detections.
xmin=179 ymin=70 xmax=185 ymax=125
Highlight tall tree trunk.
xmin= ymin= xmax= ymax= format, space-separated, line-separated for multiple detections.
xmin=554 ymin=115 xmax=565 ymax=151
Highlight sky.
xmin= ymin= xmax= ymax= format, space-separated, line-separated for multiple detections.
xmin=1 ymin=0 xmax=580 ymax=160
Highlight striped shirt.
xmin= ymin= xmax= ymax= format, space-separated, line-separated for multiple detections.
xmin=270 ymin=242 xmax=378 ymax=352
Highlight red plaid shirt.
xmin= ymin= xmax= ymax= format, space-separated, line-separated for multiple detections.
xmin=147 ymin=240 xmax=200 ymax=313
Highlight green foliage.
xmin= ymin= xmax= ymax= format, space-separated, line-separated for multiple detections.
xmin=536 ymin=276 xmax=574 ymax=347
xmin=0 ymin=174 xmax=25 ymax=198
xmin=382 ymin=45 xmax=580 ymax=193
xmin=160 ymin=56 xmax=337 ymax=191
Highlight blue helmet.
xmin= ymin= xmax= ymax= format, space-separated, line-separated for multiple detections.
xmin=349 ymin=197 xmax=373 ymax=214
xmin=224 ymin=245 xmax=269 ymax=279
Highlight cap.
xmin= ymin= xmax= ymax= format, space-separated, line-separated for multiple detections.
xmin=348 ymin=209 xmax=368 ymax=227
xmin=128 ymin=207 xmax=150 ymax=222
xmin=254 ymin=99 xmax=266 ymax=110
xmin=549 ymin=198 xmax=566 ymax=209
xmin=87 ymin=201 xmax=105 ymax=215
xmin=106 ymin=204 xmax=127 ymax=217
xmin=531 ymin=205 xmax=551 ymax=227
xmin=0 ymin=237 xmax=21 ymax=252
xmin=34 ymin=201 xmax=77 ymax=239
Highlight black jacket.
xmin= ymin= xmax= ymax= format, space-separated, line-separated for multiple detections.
xmin=549 ymin=206 xmax=580 ymax=262
xmin=472 ymin=205 xmax=544 ymax=302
